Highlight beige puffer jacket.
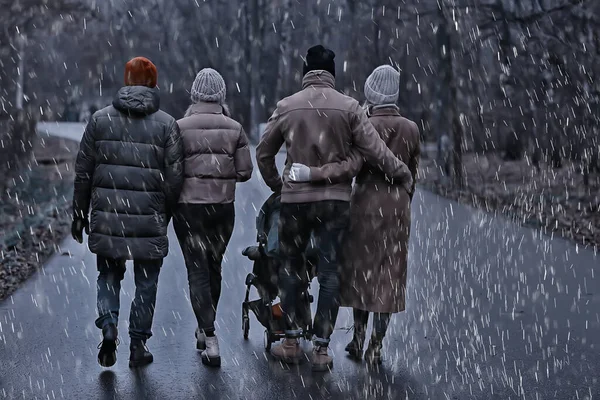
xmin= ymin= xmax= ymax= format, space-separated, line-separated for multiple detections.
xmin=176 ymin=102 xmax=253 ymax=204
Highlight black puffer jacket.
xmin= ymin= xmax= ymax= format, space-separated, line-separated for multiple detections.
xmin=73 ymin=86 xmax=184 ymax=260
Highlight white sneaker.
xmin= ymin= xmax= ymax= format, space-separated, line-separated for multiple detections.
xmin=195 ymin=328 xmax=206 ymax=350
xmin=201 ymin=335 xmax=221 ymax=367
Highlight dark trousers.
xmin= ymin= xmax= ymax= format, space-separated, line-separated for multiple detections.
xmin=278 ymin=200 xmax=350 ymax=346
xmin=174 ymin=203 xmax=235 ymax=333
xmin=95 ymin=256 xmax=163 ymax=341
xmin=353 ymin=309 xmax=392 ymax=342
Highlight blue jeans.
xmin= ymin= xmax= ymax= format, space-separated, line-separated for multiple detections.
xmin=278 ymin=201 xmax=350 ymax=347
xmin=95 ymin=256 xmax=162 ymax=341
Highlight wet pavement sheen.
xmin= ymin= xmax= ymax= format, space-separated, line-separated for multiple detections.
xmin=1 ymin=150 xmax=599 ymax=399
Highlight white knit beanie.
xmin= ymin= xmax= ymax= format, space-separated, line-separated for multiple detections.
xmin=364 ymin=65 xmax=400 ymax=105
xmin=190 ymin=68 xmax=226 ymax=104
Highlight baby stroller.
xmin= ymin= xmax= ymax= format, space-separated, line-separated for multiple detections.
xmin=241 ymin=193 xmax=317 ymax=350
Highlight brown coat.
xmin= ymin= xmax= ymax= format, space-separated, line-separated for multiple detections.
xmin=311 ymin=106 xmax=420 ymax=313
xmin=256 ymin=71 xmax=413 ymax=203
xmin=176 ymin=102 xmax=253 ymax=204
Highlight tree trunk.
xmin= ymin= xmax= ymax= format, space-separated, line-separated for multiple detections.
xmin=449 ymin=60 xmax=464 ymax=188
xmin=498 ymin=5 xmax=525 ymax=159
xmin=435 ymin=7 xmax=451 ymax=140
xmin=249 ymin=0 xmax=263 ymax=141
xmin=372 ymin=0 xmax=381 ymax=66
xmin=277 ymin=0 xmax=293 ymax=99
xmin=15 ymin=35 xmax=26 ymax=110
xmin=440 ymin=2 xmax=464 ymax=187
xmin=342 ymin=0 xmax=358 ymax=95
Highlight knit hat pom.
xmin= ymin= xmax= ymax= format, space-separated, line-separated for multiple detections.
xmin=124 ymin=57 xmax=158 ymax=88
xmin=364 ymin=65 xmax=400 ymax=105
xmin=190 ymin=68 xmax=226 ymax=104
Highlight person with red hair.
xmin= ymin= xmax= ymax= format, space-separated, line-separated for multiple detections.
xmin=124 ymin=56 xmax=158 ymax=88
xmin=72 ymin=57 xmax=184 ymax=368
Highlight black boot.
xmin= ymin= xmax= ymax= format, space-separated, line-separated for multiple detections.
xmin=97 ymin=324 xmax=118 ymax=367
xmin=364 ymin=340 xmax=383 ymax=365
xmin=364 ymin=312 xmax=390 ymax=365
xmin=129 ymin=339 xmax=154 ymax=368
xmin=346 ymin=309 xmax=368 ymax=360
xmin=344 ymin=332 xmax=365 ymax=360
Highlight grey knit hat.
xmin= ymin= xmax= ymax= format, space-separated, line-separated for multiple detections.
xmin=364 ymin=65 xmax=400 ymax=105
xmin=190 ymin=68 xmax=226 ymax=104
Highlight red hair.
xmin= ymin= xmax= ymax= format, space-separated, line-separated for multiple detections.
xmin=124 ymin=57 xmax=157 ymax=88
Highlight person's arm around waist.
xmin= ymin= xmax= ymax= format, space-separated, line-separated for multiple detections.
xmin=290 ymin=149 xmax=364 ymax=183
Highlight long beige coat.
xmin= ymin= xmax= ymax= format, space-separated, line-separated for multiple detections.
xmin=340 ymin=106 xmax=420 ymax=313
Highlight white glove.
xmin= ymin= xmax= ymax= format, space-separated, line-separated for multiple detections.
xmin=289 ymin=163 xmax=311 ymax=182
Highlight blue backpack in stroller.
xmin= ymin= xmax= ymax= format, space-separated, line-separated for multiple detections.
xmin=241 ymin=193 xmax=317 ymax=350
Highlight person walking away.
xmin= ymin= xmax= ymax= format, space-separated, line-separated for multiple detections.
xmin=71 ymin=57 xmax=184 ymax=368
xmin=256 ymin=45 xmax=413 ymax=371
xmin=290 ymin=65 xmax=420 ymax=365
xmin=173 ymin=68 xmax=253 ymax=367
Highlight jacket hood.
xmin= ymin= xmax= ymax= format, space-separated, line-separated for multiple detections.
xmin=113 ymin=86 xmax=160 ymax=116
xmin=302 ymin=70 xmax=335 ymax=90
xmin=184 ymin=101 xmax=231 ymax=118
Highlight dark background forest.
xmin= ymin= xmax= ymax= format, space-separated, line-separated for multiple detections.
xmin=2 ymin=0 xmax=599 ymax=154
xmin=1 ymin=0 xmax=600 ymax=226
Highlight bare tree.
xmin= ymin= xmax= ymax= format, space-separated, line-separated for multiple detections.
xmin=276 ymin=0 xmax=294 ymax=99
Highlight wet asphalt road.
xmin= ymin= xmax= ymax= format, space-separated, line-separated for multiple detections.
xmin=1 ymin=148 xmax=599 ymax=400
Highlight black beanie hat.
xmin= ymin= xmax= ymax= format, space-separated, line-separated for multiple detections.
xmin=303 ymin=45 xmax=336 ymax=77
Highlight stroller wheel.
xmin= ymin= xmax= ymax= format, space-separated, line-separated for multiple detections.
xmin=242 ymin=305 xmax=250 ymax=340
xmin=242 ymin=303 xmax=250 ymax=339
xmin=242 ymin=317 xmax=250 ymax=339
xmin=264 ymin=329 xmax=272 ymax=351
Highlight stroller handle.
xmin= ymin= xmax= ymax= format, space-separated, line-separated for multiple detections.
xmin=242 ymin=245 xmax=263 ymax=261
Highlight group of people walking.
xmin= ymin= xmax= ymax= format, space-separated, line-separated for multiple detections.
xmin=72 ymin=44 xmax=420 ymax=372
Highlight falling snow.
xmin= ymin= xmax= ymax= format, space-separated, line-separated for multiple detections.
xmin=1 ymin=0 xmax=599 ymax=399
